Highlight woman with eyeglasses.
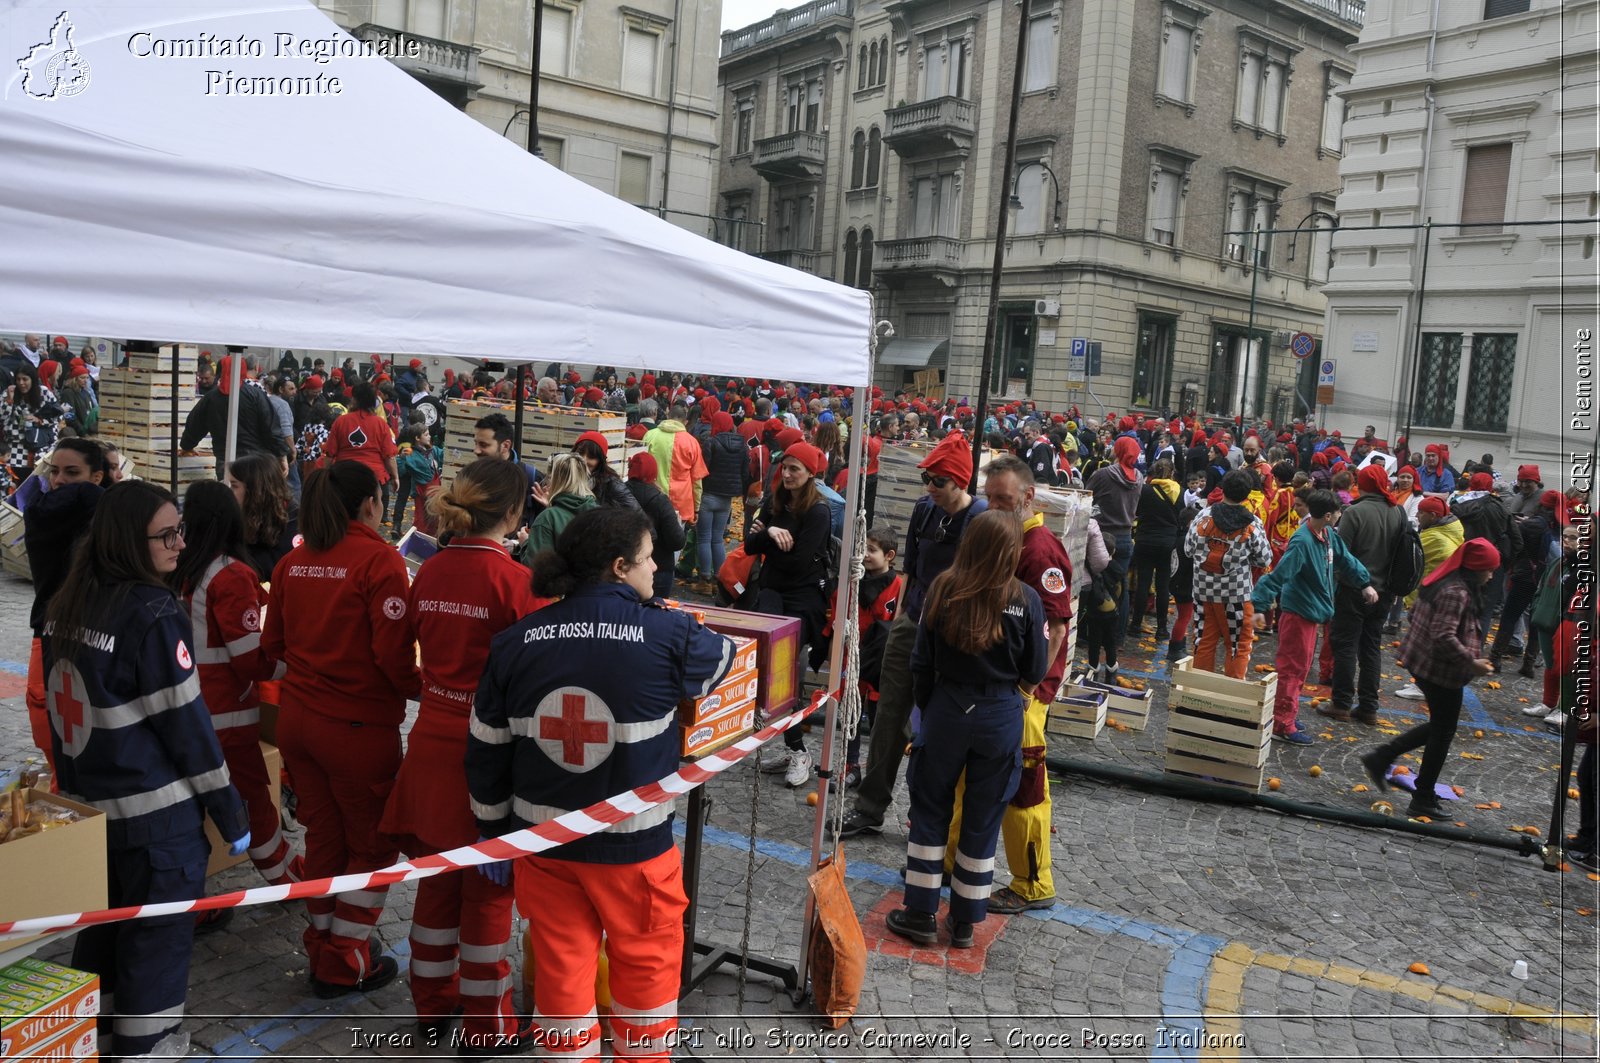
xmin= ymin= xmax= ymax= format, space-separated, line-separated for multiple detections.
xmin=43 ymin=481 xmax=249 ymax=1060
xmin=885 ymin=509 xmax=1047 ymax=951
xmin=263 ymin=462 xmax=419 ymax=998
xmin=173 ymin=480 xmax=302 ymax=896
xmin=467 ymin=505 xmax=736 ymax=1062
xmin=744 ymin=440 xmax=834 ymax=787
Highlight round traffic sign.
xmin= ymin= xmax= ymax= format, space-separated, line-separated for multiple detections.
xmin=1291 ymin=332 xmax=1316 ymax=360
xmin=1321 ymin=359 xmax=1335 ymax=376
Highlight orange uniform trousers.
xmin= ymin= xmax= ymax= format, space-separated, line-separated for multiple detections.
xmin=1194 ymin=599 xmax=1255 ymax=679
xmin=26 ymin=638 xmax=59 ymax=784
xmin=515 ymin=849 xmax=686 ymax=1061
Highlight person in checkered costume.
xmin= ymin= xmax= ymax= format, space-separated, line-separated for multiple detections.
xmin=1184 ymin=469 xmax=1273 ymax=679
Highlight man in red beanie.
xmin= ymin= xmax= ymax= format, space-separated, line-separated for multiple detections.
xmin=1361 ymin=538 xmax=1500 ymax=819
xmin=1449 ymin=471 xmax=1520 ymax=642
xmin=1321 ymin=463 xmax=1410 ymax=723
xmin=843 ymin=432 xmax=987 ymax=838
xmin=1510 ymin=463 xmax=1545 ymax=518
xmin=1419 ymin=443 xmax=1455 ymax=496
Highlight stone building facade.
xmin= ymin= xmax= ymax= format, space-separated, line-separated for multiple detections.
xmin=317 ymin=0 xmax=721 ymax=232
xmin=1320 ymin=0 xmax=1597 ymax=475
xmin=715 ymin=0 xmax=1361 ymax=420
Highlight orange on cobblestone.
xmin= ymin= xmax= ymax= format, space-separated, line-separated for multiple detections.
xmin=1472 ymin=730 xmax=1485 ymax=738
xmin=1486 ymin=681 xmax=1502 ymax=690
xmin=1571 ymin=788 xmax=1582 ymax=800
xmin=1267 ymin=777 xmax=1281 ymax=791
xmin=1450 ymin=785 xmax=1465 ymax=796
xmin=1352 ymin=784 xmax=1368 ymax=793
xmin=1391 ymin=765 xmax=1411 ymax=776
xmin=1461 ymin=752 xmax=1485 ymax=761
xmin=1578 ymin=908 xmax=1595 ymax=917
xmin=1308 ymin=765 xmax=1323 ymax=778
xmin=806 ymin=792 xmax=818 ymax=806
xmin=1255 ymin=665 xmax=1274 ymax=674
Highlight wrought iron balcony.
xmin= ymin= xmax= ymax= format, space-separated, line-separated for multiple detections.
xmin=752 ymin=130 xmax=828 ymax=182
xmin=758 ymin=249 xmax=821 ymax=274
xmin=721 ymin=0 xmax=855 ymax=59
xmin=883 ymin=96 xmax=977 ymax=158
xmin=353 ymin=23 xmax=482 ymax=105
xmin=873 ymin=236 xmax=963 ymax=286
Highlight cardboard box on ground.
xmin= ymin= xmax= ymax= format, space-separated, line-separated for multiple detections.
xmin=0 ymin=790 xmax=107 ymax=954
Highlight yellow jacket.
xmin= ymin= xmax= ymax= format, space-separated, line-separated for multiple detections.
xmin=1407 ymin=515 xmax=1465 ymax=607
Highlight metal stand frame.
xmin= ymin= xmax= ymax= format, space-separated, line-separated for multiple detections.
xmin=678 ymin=786 xmax=798 ymax=995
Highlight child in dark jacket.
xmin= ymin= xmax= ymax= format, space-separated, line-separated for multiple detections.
xmin=837 ymin=528 xmax=902 ymax=788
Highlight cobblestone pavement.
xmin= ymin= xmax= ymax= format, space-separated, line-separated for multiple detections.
xmin=2 ymin=570 xmax=1596 ymax=1061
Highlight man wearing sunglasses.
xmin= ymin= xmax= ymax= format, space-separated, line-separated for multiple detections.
xmin=842 ymin=432 xmax=987 ymax=838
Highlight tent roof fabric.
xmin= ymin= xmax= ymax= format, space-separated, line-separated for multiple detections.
xmin=878 ymin=338 xmax=949 ymax=368
xmin=0 ymin=2 xmax=872 ymax=385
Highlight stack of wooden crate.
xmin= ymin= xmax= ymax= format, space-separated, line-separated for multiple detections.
xmin=440 ymin=399 xmax=627 ymax=486
xmin=97 ymin=345 xmax=212 ymax=486
xmin=1163 ymin=657 xmax=1276 ymax=792
xmin=1066 ymin=670 xmax=1154 ymax=732
xmin=0 ymin=501 xmax=28 ymax=580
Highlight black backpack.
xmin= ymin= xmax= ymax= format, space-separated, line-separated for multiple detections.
xmin=1386 ymin=511 xmax=1426 ymax=598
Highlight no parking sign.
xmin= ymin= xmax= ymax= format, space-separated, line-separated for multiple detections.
xmin=1291 ymin=332 xmax=1316 ymax=360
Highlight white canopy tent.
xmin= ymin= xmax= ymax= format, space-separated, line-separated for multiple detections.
xmin=0 ymin=0 xmax=871 ymax=383
xmin=1 ymin=0 xmax=875 ymax=1004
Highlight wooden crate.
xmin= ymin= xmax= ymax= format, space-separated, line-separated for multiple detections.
xmin=1046 ymin=691 xmax=1106 ymax=739
xmin=118 ymin=447 xmax=215 ymax=483
xmin=0 ymin=502 xmax=29 ymax=581
xmin=1163 ymin=656 xmax=1274 ymax=792
xmin=1067 ymin=670 xmax=1154 ymax=731
xmin=124 ymin=344 xmax=202 ymax=374
xmin=98 ymin=419 xmax=187 ymax=450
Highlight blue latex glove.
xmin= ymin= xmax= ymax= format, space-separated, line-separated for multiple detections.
xmin=227 ymin=832 xmax=251 ymax=857
xmin=476 ymin=836 xmax=512 ymax=887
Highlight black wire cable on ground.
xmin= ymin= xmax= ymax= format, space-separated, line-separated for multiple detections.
xmin=1045 ymin=754 xmax=1547 ymax=859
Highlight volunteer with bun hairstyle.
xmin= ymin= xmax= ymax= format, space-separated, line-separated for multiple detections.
xmin=263 ymin=461 xmax=419 ymax=998
xmin=467 ymin=505 xmax=736 ymax=1063
xmin=381 ymin=458 xmax=549 ymax=1050
xmin=44 ymin=481 xmax=248 ymax=1060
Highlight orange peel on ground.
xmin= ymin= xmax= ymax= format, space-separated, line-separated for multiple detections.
xmin=1407 ymin=962 xmax=1431 ymax=976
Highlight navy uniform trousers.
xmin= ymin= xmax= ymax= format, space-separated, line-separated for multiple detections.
xmin=75 ymin=831 xmax=210 ymax=1057
xmin=903 ymin=683 xmax=1023 ymax=925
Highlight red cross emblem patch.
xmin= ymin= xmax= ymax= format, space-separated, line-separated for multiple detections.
xmin=47 ymin=662 xmax=92 ymax=759
xmin=533 ymin=686 xmax=615 ymax=772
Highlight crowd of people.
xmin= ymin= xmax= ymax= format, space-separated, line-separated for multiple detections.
xmin=10 ymin=340 xmax=1597 ymax=1058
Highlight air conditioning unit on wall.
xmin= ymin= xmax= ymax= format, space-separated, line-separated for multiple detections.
xmin=1034 ymin=299 xmax=1061 ymax=317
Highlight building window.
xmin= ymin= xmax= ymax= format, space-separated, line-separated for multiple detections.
xmin=860 ymin=38 xmax=886 ymax=90
xmin=1463 ymin=334 xmax=1517 ymax=432
xmin=850 ymin=130 xmax=866 ymax=189
xmin=786 ymin=75 xmax=824 ymax=133
xmin=858 ymin=45 xmax=869 ymax=90
xmin=911 ymin=171 xmax=960 ymax=237
xmin=875 ymin=35 xmax=888 ymax=85
xmin=540 ymin=5 xmax=572 ymax=77
xmin=1307 ymin=199 xmax=1336 ymax=284
xmin=1484 ymin=0 xmax=1531 ymax=17
xmin=618 ymin=151 xmax=651 ymax=206
xmin=1023 ymin=11 xmax=1056 ymax=93
xmin=859 ymin=226 xmax=874 ymax=288
xmin=733 ymin=93 xmax=754 ymax=155
xmin=1223 ymin=174 xmax=1280 ymax=268
xmin=1013 ymin=161 xmax=1052 ymax=236
xmin=1147 ymin=151 xmax=1193 ymax=246
xmin=1413 ymin=333 xmax=1462 ymax=429
xmin=921 ymin=35 xmax=968 ymax=99
xmin=1235 ymin=32 xmax=1296 ymax=140
xmin=775 ymin=193 xmax=815 ymax=251
xmin=1208 ymin=327 xmax=1267 ymax=419
xmin=721 ymin=201 xmax=749 ymax=251
xmin=1133 ymin=313 xmax=1176 ymax=410
xmin=1156 ymin=2 xmax=1205 ymax=110
xmin=842 ymin=229 xmax=859 ymax=287
xmin=866 ymin=127 xmax=882 ymax=187
xmin=622 ymin=27 xmax=659 ymax=97
xmin=1320 ymin=65 xmax=1351 ymax=157
xmin=537 ymin=136 xmax=565 ymax=169
xmin=1460 ymin=143 xmax=1513 ymax=234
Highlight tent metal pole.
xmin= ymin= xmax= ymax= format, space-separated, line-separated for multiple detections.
xmin=527 ymin=1 xmax=543 ymax=154
xmin=224 ymin=351 xmax=242 ymax=469
xmin=970 ymin=0 xmax=1033 ymax=486
xmin=795 ymin=333 xmax=875 ymax=999
xmin=168 ymin=347 xmax=178 ymax=494
xmin=514 ymin=365 xmax=527 ymax=448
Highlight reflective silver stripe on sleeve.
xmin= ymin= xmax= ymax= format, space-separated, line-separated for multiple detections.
xmin=97 ymin=673 xmax=204 ymax=728
xmin=224 ymin=631 xmax=262 ymax=656
xmin=693 ymin=635 xmax=735 ymax=700
xmin=471 ymin=797 xmax=511 ymax=821
xmin=210 ymin=708 xmax=260 ymax=731
xmin=88 ymin=763 xmax=230 ymax=820
xmin=611 ymin=715 xmax=674 ymax=744
xmin=469 ymin=712 xmax=512 ymax=745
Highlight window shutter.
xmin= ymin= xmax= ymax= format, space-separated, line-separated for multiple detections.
xmin=1460 ymin=144 xmax=1512 ymax=232
xmin=622 ymin=28 xmax=658 ymax=96
xmin=1023 ymin=16 xmax=1053 ymax=92
xmin=540 ymin=7 xmax=571 ymax=77
xmin=923 ymin=46 xmax=945 ymax=99
xmin=619 ymin=152 xmax=650 ymax=206
xmin=1237 ymin=52 xmax=1262 ymax=124
xmin=850 ymin=131 xmax=866 ymax=189
xmin=1161 ymin=23 xmax=1192 ymax=100
xmin=1484 ymin=0 xmax=1532 ymax=18
xmin=842 ymin=230 xmax=858 ymax=288
xmin=1260 ymin=60 xmax=1285 ymax=133
xmin=1150 ymin=169 xmax=1179 ymax=244
xmin=866 ymin=128 xmax=882 ymax=186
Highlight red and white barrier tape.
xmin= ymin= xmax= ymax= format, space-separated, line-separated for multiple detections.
xmin=0 ymin=696 xmax=823 ymax=941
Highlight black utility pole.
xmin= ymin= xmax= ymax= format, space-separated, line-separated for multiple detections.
xmin=970 ymin=0 xmax=1034 ymax=487
xmin=515 ymin=1 xmax=546 ymax=448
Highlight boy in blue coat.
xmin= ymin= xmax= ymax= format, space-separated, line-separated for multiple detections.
xmin=1251 ymin=489 xmax=1376 ymax=744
